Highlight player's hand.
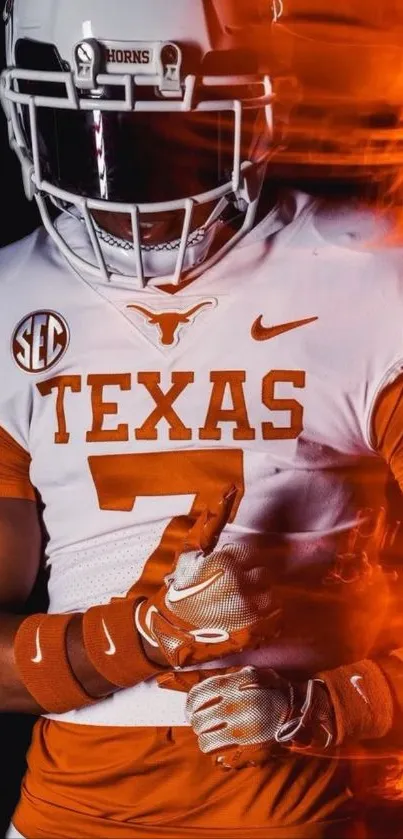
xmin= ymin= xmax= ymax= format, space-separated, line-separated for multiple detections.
xmin=184 ymin=666 xmax=335 ymax=769
xmin=135 ymin=489 xmax=282 ymax=669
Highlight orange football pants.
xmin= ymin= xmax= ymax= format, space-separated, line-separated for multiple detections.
xmin=13 ymin=719 xmax=367 ymax=839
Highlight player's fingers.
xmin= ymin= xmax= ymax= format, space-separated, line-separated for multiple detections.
xmin=186 ymin=673 xmax=234 ymax=716
xmin=157 ymin=668 xmax=227 ymax=693
xmin=199 ymin=486 xmax=238 ymax=553
xmin=185 ymin=486 xmax=237 ymax=554
xmin=198 ymin=724 xmax=236 ymax=754
xmin=190 ymin=704 xmax=226 ymax=736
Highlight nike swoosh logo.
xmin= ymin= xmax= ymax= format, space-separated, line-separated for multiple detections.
xmin=252 ymin=316 xmax=318 ymax=342
xmin=102 ymin=619 xmax=116 ymax=656
xmin=167 ymin=571 xmax=222 ymax=604
xmin=350 ymin=675 xmax=369 ymax=704
xmin=31 ymin=627 xmax=43 ymax=664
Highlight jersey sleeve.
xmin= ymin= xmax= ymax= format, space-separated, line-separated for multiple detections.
xmin=372 ymin=376 xmax=403 ymax=728
xmin=372 ymin=374 xmax=403 ymax=491
xmin=0 ymin=424 xmax=36 ymax=501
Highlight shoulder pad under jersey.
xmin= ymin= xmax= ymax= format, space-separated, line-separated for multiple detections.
xmin=312 ymin=199 xmax=399 ymax=251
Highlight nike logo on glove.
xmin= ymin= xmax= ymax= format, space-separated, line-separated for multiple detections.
xmin=166 ymin=571 xmax=222 ymax=604
xmin=31 ymin=627 xmax=43 ymax=664
xmin=251 ymin=315 xmax=318 ymax=341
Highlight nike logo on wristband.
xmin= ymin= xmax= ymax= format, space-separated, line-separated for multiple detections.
xmin=102 ymin=620 xmax=117 ymax=656
xmin=31 ymin=628 xmax=43 ymax=664
xmin=166 ymin=571 xmax=222 ymax=604
xmin=350 ymin=674 xmax=369 ymax=704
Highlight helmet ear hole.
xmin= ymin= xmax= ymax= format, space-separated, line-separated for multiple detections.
xmin=160 ymin=43 xmax=180 ymax=68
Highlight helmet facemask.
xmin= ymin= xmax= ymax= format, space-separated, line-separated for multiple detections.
xmin=2 ymin=30 xmax=274 ymax=287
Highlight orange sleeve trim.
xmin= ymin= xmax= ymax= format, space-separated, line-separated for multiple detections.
xmin=0 ymin=425 xmax=36 ymax=501
xmin=373 ymin=375 xmax=403 ymax=490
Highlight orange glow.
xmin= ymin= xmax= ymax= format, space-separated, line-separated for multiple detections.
xmin=270 ymin=1 xmax=403 ymax=182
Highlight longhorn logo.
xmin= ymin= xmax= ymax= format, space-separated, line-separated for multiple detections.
xmin=127 ymin=301 xmax=213 ymax=346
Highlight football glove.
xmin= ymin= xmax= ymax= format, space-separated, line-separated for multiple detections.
xmin=185 ymin=666 xmax=335 ymax=769
xmin=135 ymin=491 xmax=282 ymax=669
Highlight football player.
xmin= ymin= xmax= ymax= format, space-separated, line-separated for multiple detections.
xmin=1 ymin=1 xmax=403 ymax=838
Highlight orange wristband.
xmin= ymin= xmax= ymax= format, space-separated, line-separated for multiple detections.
xmin=82 ymin=599 xmax=164 ymax=689
xmin=14 ymin=613 xmax=96 ymax=714
xmin=317 ymin=659 xmax=394 ymax=745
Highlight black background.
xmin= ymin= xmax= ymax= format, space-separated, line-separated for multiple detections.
xmin=0 ymin=30 xmax=41 ymax=838
xmin=0 ymin=51 xmax=39 ymax=246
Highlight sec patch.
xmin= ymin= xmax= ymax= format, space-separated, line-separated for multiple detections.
xmin=12 ymin=310 xmax=69 ymax=373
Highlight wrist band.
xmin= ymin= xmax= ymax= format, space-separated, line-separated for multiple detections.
xmin=317 ymin=659 xmax=394 ymax=745
xmin=14 ymin=613 xmax=96 ymax=714
xmin=82 ymin=598 xmax=164 ymax=688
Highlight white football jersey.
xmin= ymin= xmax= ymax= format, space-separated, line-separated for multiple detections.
xmin=1 ymin=192 xmax=402 ymax=726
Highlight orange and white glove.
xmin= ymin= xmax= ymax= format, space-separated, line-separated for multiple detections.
xmin=135 ymin=490 xmax=282 ymax=669
xmin=184 ymin=666 xmax=335 ymax=769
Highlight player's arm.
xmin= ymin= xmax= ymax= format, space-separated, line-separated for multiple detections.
xmin=0 ymin=497 xmax=44 ymax=713
xmin=0 ymin=426 xmax=165 ymax=715
xmin=0 ymin=495 xmax=161 ymax=713
xmin=0 ymin=428 xmax=278 ymax=715
xmin=368 ymin=373 xmax=403 ymax=715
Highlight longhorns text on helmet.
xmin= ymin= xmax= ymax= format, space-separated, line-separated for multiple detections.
xmin=1 ymin=0 xmax=275 ymax=288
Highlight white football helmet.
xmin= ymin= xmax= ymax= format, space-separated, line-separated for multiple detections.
xmin=1 ymin=0 xmax=275 ymax=286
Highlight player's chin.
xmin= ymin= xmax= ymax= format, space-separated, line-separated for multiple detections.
xmin=92 ymin=209 xmax=183 ymax=246
xmin=92 ymin=205 xmax=213 ymax=247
